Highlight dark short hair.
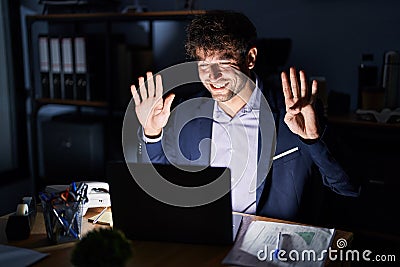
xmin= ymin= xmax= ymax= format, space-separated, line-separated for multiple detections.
xmin=185 ymin=10 xmax=257 ymax=64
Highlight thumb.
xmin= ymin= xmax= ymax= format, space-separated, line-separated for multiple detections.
xmin=162 ymin=94 xmax=175 ymax=115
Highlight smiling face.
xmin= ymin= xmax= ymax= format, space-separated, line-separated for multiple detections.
xmin=196 ymin=48 xmax=257 ymax=103
xmin=185 ymin=12 xmax=258 ymax=106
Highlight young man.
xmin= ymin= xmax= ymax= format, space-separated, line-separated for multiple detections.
xmin=131 ymin=11 xmax=359 ymax=221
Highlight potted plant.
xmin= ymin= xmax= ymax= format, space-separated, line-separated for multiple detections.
xmin=71 ymin=228 xmax=132 ymax=267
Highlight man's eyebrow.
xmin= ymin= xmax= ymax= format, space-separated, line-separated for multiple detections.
xmin=198 ymin=58 xmax=236 ymax=63
xmin=197 ymin=60 xmax=224 ymax=64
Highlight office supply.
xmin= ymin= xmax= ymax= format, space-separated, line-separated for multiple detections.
xmin=15 ymin=204 xmax=28 ymax=216
xmin=49 ymin=37 xmax=62 ymax=99
xmin=107 ymin=162 xmax=242 ymax=245
xmin=5 ymin=197 xmax=37 ymax=241
xmin=0 ymin=244 xmax=48 ymax=267
xmin=83 ymin=181 xmax=111 ymax=215
xmin=39 ymin=182 xmax=88 ymax=243
xmin=61 ymin=37 xmax=74 ymax=99
xmin=38 ymin=36 xmax=50 ymax=98
xmin=74 ymin=37 xmax=88 ymax=100
xmin=45 ymin=181 xmax=110 ymax=216
xmin=88 ymin=210 xmax=113 ymax=226
xmin=223 ymin=220 xmax=335 ymax=267
xmin=91 ymin=206 xmax=108 ymax=224
xmin=274 ymin=231 xmax=281 ymax=259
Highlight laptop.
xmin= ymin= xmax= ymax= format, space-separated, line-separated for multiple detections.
xmin=106 ymin=162 xmax=242 ymax=245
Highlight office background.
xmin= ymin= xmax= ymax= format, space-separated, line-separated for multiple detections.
xmin=1 ymin=0 xmax=399 ymax=256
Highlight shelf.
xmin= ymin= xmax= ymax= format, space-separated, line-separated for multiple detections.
xmin=25 ymin=9 xmax=198 ymax=190
xmin=26 ymin=10 xmax=207 ymax=23
xmin=36 ymin=98 xmax=108 ymax=108
xmin=328 ymin=113 xmax=400 ymax=130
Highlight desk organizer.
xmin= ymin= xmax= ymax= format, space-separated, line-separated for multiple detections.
xmin=5 ymin=197 xmax=37 ymax=241
xmin=39 ymin=182 xmax=88 ymax=243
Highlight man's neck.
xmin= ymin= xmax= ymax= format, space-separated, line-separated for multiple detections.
xmin=218 ymin=76 xmax=255 ymax=117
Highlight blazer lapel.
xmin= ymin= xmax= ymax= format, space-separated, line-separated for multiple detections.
xmin=188 ymin=97 xmax=214 ymax=166
xmin=256 ymin=80 xmax=280 ymax=209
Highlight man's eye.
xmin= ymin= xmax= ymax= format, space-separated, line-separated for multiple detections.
xmin=220 ymin=62 xmax=238 ymax=68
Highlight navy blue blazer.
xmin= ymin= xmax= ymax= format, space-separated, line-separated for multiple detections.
xmin=139 ymin=80 xmax=360 ymax=221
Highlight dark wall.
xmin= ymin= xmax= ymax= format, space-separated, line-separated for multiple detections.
xmin=20 ymin=0 xmax=400 ymax=110
xmin=145 ymin=0 xmax=400 ymax=111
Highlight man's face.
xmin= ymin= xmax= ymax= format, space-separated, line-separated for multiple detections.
xmin=196 ymin=50 xmax=249 ymax=102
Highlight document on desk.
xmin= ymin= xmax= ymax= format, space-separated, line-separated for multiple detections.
xmin=88 ymin=211 xmax=113 ymax=226
xmin=223 ymin=220 xmax=335 ymax=267
xmin=0 ymin=244 xmax=48 ymax=267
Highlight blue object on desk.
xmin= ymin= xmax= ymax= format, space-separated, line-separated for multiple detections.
xmin=274 ymin=231 xmax=281 ymax=259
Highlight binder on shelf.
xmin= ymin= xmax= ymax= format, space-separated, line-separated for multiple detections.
xmin=87 ymin=35 xmax=106 ymax=102
xmin=61 ymin=37 xmax=74 ymax=100
xmin=38 ymin=36 xmax=50 ymax=98
xmin=50 ymin=37 xmax=62 ymax=99
xmin=74 ymin=37 xmax=89 ymax=101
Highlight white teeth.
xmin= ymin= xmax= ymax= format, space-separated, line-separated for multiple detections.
xmin=212 ymin=82 xmax=227 ymax=88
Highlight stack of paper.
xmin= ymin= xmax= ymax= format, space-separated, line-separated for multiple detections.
xmin=223 ymin=220 xmax=335 ymax=267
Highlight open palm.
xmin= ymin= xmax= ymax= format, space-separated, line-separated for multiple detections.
xmin=281 ymin=67 xmax=319 ymax=140
xmin=131 ymin=72 xmax=175 ymax=137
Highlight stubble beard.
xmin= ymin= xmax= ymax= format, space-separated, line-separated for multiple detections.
xmin=210 ymin=89 xmax=236 ymax=102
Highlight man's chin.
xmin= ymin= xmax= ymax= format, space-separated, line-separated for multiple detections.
xmin=211 ymin=93 xmax=234 ymax=102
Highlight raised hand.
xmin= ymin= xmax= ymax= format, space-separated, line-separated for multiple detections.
xmin=281 ymin=67 xmax=319 ymax=140
xmin=131 ymin=72 xmax=175 ymax=137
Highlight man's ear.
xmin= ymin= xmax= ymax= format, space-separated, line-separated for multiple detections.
xmin=247 ymin=47 xmax=257 ymax=70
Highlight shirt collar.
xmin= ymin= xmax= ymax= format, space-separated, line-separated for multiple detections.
xmin=242 ymin=75 xmax=261 ymax=113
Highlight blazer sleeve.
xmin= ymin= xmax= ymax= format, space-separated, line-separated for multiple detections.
xmin=300 ymin=138 xmax=360 ymax=197
xmin=137 ymin=127 xmax=170 ymax=164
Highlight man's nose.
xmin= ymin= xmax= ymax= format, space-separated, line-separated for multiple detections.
xmin=209 ymin=63 xmax=222 ymax=80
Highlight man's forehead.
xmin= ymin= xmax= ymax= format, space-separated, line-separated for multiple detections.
xmin=195 ymin=48 xmax=237 ymax=61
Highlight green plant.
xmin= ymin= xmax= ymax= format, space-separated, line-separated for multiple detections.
xmin=71 ymin=228 xmax=132 ymax=267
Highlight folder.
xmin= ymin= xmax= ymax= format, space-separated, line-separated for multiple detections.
xmin=61 ymin=37 xmax=74 ymax=99
xmin=50 ymin=37 xmax=62 ymax=99
xmin=74 ymin=37 xmax=88 ymax=101
xmin=89 ymin=35 xmax=107 ymax=102
xmin=38 ymin=36 xmax=50 ymax=98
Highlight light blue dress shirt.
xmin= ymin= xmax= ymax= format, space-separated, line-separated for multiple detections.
xmin=210 ymin=79 xmax=261 ymax=214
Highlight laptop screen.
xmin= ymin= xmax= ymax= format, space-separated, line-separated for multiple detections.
xmin=107 ymin=162 xmax=241 ymax=245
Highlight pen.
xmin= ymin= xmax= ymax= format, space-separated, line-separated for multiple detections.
xmin=39 ymin=192 xmax=50 ymax=202
xmin=274 ymin=231 xmax=281 ymax=259
xmin=67 ymin=208 xmax=79 ymax=235
xmin=71 ymin=181 xmax=77 ymax=192
xmin=61 ymin=216 xmax=79 ymax=238
xmin=52 ymin=208 xmax=78 ymax=238
xmin=53 ymin=209 xmax=78 ymax=238
xmin=92 ymin=206 xmax=108 ymax=224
